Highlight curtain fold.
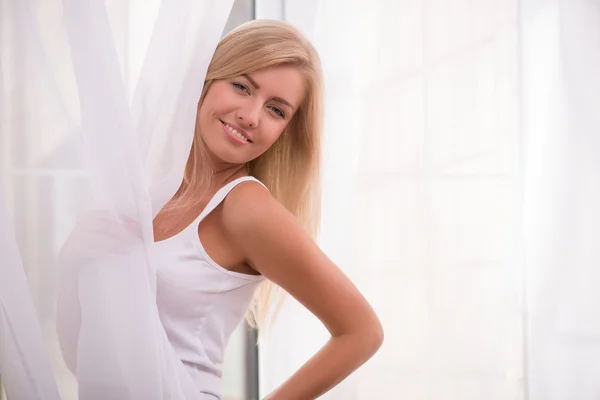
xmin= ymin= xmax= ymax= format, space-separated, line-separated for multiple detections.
xmin=0 ymin=186 xmax=60 ymax=400
xmin=0 ymin=1 xmax=234 ymax=398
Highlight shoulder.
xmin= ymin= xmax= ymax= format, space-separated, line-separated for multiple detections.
xmin=221 ymin=179 xmax=299 ymax=237
xmin=223 ymin=179 xmax=275 ymax=218
xmin=220 ymin=178 xmax=321 ymax=285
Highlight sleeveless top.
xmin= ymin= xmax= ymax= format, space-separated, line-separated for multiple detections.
xmin=155 ymin=176 xmax=266 ymax=398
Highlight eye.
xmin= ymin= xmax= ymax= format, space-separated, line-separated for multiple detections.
xmin=232 ymin=82 xmax=250 ymax=94
xmin=268 ymin=105 xmax=286 ymax=119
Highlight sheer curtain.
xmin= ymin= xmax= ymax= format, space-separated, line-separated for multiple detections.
xmin=0 ymin=1 xmax=236 ymax=399
xmin=522 ymin=0 xmax=600 ymax=398
xmin=258 ymin=0 xmax=600 ymax=399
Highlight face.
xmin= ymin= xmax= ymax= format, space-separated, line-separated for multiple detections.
xmin=196 ymin=65 xmax=305 ymax=168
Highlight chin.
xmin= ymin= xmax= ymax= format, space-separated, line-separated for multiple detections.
xmin=205 ymin=142 xmax=252 ymax=166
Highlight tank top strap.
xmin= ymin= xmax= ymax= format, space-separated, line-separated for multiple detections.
xmin=195 ymin=176 xmax=267 ymax=225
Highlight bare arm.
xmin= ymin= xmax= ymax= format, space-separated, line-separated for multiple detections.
xmin=222 ymin=183 xmax=384 ymax=400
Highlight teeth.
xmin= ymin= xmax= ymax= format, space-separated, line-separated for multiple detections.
xmin=226 ymin=124 xmax=249 ymax=142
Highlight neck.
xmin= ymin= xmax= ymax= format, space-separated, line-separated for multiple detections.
xmin=213 ymin=164 xmax=248 ymax=186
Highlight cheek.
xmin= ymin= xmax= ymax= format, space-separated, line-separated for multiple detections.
xmin=197 ymin=99 xmax=220 ymax=130
xmin=198 ymin=86 xmax=228 ymax=121
xmin=196 ymin=110 xmax=210 ymax=137
xmin=261 ymin=125 xmax=286 ymax=147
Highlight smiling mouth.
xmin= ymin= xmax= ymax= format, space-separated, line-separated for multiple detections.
xmin=220 ymin=120 xmax=252 ymax=143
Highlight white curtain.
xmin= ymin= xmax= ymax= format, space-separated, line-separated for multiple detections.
xmin=0 ymin=1 xmax=234 ymax=398
xmin=259 ymin=0 xmax=600 ymax=399
xmin=522 ymin=0 xmax=600 ymax=398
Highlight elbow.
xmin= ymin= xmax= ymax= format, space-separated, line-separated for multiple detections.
xmin=360 ymin=317 xmax=384 ymax=357
xmin=370 ymin=319 xmax=385 ymax=353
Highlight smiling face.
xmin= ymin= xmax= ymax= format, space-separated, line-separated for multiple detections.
xmin=196 ymin=65 xmax=306 ymax=168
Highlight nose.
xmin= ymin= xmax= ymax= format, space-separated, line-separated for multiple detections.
xmin=235 ymin=102 xmax=260 ymax=129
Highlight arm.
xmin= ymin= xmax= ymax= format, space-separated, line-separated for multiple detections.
xmin=222 ymin=183 xmax=384 ymax=400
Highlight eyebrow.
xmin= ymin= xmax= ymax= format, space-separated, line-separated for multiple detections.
xmin=242 ymin=73 xmax=296 ymax=112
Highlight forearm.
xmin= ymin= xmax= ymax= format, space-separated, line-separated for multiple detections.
xmin=263 ymin=330 xmax=382 ymax=400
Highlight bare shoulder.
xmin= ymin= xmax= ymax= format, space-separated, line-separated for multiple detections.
xmin=221 ymin=179 xmax=303 ymax=237
xmin=220 ymin=179 xmax=313 ymax=279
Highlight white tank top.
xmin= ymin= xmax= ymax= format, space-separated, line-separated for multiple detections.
xmin=155 ymin=176 xmax=266 ymax=398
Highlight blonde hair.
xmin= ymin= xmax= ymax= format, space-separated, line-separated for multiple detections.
xmin=168 ymin=20 xmax=323 ymax=329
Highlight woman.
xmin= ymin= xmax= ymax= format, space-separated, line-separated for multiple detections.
xmin=153 ymin=19 xmax=383 ymax=399
xmin=58 ymin=19 xmax=383 ymax=400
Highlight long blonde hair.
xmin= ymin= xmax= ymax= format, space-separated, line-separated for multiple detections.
xmin=169 ymin=20 xmax=323 ymax=329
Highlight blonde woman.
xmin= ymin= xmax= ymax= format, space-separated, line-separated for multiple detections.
xmin=149 ymin=20 xmax=383 ymax=399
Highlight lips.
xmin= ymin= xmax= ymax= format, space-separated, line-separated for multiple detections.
xmin=220 ymin=120 xmax=252 ymax=143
